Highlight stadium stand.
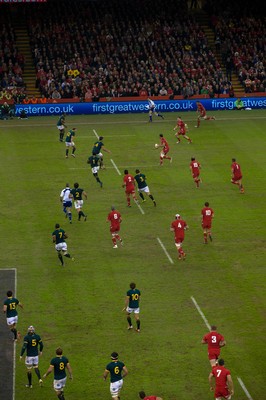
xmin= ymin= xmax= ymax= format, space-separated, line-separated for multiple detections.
xmin=0 ymin=0 xmax=265 ymax=101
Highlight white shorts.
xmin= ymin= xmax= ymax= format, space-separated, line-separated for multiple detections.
xmin=138 ymin=186 xmax=150 ymax=193
xmin=57 ymin=125 xmax=64 ymax=130
xmin=25 ymin=356 xmax=39 ymax=368
xmin=110 ymin=379 xmax=123 ymax=397
xmin=66 ymin=142 xmax=74 ymax=147
xmin=55 ymin=242 xmax=67 ymax=252
xmin=6 ymin=316 xmax=18 ymax=325
xmin=53 ymin=377 xmax=67 ymax=391
xmin=126 ymin=306 xmax=140 ymax=314
xmin=92 ymin=166 xmax=100 ymax=174
xmin=74 ymin=200 xmax=83 ymax=209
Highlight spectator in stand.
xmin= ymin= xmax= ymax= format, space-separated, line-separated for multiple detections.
xmin=26 ymin=0 xmax=232 ymax=101
xmin=159 ymin=86 xmax=168 ymax=96
xmin=52 ymin=89 xmax=61 ymax=100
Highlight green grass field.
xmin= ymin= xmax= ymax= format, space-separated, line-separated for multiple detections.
xmin=1 ymin=109 xmax=265 ymax=400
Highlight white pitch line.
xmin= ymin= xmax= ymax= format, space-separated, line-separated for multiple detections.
xmin=157 ymin=237 xmax=174 ymax=264
xmin=68 ymin=164 xmax=160 ymax=170
xmin=190 ymin=296 xmax=211 ymax=331
xmin=237 ymin=378 xmax=254 ymax=400
xmin=2 ymin=114 xmax=266 ymax=129
xmin=1 ymin=115 xmax=266 ymax=129
xmin=191 ymin=296 xmax=254 ymax=400
xmin=135 ymin=201 xmax=145 ymax=215
xmin=110 ymin=159 xmax=121 ymax=175
xmin=93 ymin=129 xmax=99 ymax=139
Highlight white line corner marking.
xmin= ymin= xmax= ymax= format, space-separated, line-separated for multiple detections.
xmin=157 ymin=237 xmax=174 ymax=264
xmin=135 ymin=200 xmax=145 ymax=215
xmin=110 ymin=159 xmax=121 ymax=175
xmin=93 ymin=129 xmax=99 ymax=139
xmin=190 ymin=296 xmax=211 ymax=331
xmin=190 ymin=296 xmax=254 ymax=400
xmin=237 ymin=378 xmax=254 ymax=400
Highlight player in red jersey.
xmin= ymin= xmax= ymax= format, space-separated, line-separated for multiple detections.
xmin=231 ymin=158 xmax=244 ymax=193
xmin=122 ymin=169 xmax=138 ymax=207
xmin=157 ymin=134 xmax=172 ymax=166
xmin=201 ymin=201 xmax=214 ymax=243
xmin=202 ymin=325 xmax=226 ymax=367
xmin=170 ymin=214 xmax=188 ymax=260
xmin=139 ymin=391 xmax=163 ymax=400
xmin=209 ymin=359 xmax=234 ymax=400
xmin=190 ymin=157 xmax=201 ymax=188
xmin=173 ymin=116 xmax=192 ymax=144
xmin=107 ymin=206 xmax=123 ymax=249
xmin=195 ymin=101 xmax=216 ymax=128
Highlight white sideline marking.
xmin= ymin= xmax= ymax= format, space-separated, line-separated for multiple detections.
xmin=2 ymin=115 xmax=266 ymax=128
xmin=110 ymin=159 xmax=121 ymax=175
xmin=237 ymin=378 xmax=254 ymax=400
xmin=191 ymin=296 xmax=254 ymax=400
xmin=157 ymin=237 xmax=174 ymax=264
xmin=68 ymin=164 xmax=159 ymax=170
xmin=78 ymin=134 xmax=136 ymax=139
xmin=190 ymin=296 xmax=211 ymax=330
xmin=135 ymin=201 xmax=145 ymax=215
xmin=93 ymin=129 xmax=99 ymax=139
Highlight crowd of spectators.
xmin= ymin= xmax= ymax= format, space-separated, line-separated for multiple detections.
xmin=1 ymin=0 xmax=264 ymax=102
xmin=26 ymin=0 xmax=234 ymax=101
xmin=206 ymin=0 xmax=265 ymax=94
xmin=0 ymin=17 xmax=26 ymax=102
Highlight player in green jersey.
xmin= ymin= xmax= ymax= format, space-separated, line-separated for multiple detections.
xmin=20 ymin=325 xmax=43 ymax=388
xmin=91 ymin=135 xmax=111 ymax=169
xmin=43 ymin=347 xmax=73 ymax=400
xmin=3 ymin=290 xmax=23 ymax=341
xmin=65 ymin=128 xmax=76 ymax=158
xmin=103 ymin=352 xmax=128 ymax=400
xmin=134 ymin=169 xmax=156 ymax=206
xmin=122 ymin=282 xmax=141 ymax=332
xmin=57 ymin=113 xmax=66 ymax=142
xmin=52 ymin=223 xmax=74 ymax=266
xmin=87 ymin=155 xmax=103 ymax=187
xmin=70 ymin=182 xmax=87 ymax=221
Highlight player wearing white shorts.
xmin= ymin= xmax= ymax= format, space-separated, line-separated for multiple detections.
xmin=87 ymin=155 xmax=103 ymax=187
xmin=52 ymin=223 xmax=74 ymax=266
xmin=56 ymin=113 xmax=66 ymax=142
xmin=3 ymin=290 xmax=23 ymax=341
xmin=65 ymin=128 xmax=76 ymax=158
xmin=103 ymin=352 xmax=128 ymax=400
xmin=123 ymin=282 xmax=141 ymax=332
xmin=20 ymin=326 xmax=43 ymax=388
xmin=134 ymin=169 xmax=156 ymax=206
xmin=70 ymin=182 xmax=87 ymax=221
xmin=43 ymin=347 xmax=73 ymax=400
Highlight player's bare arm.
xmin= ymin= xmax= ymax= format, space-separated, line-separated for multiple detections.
xmin=122 ymin=365 xmax=128 ymax=378
xmin=122 ymin=296 xmax=129 ymax=311
xmin=208 ymin=372 xmax=214 ymax=391
xmin=103 ymin=369 xmax=109 ymax=380
xmin=67 ymin=363 xmax=73 ymax=379
xmin=43 ymin=365 xmax=54 ymax=378
xmin=227 ymin=375 xmax=234 ymax=395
